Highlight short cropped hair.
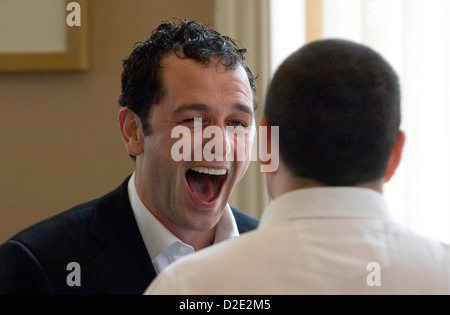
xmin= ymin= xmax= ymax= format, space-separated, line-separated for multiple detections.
xmin=264 ymin=39 xmax=401 ymax=186
xmin=119 ymin=19 xmax=257 ymax=135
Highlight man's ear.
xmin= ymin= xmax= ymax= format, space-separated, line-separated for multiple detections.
xmin=385 ymin=130 xmax=406 ymax=183
xmin=118 ymin=107 xmax=145 ymax=157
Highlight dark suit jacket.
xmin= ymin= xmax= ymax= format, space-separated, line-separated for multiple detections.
xmin=0 ymin=176 xmax=259 ymax=295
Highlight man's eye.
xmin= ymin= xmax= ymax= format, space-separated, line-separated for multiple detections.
xmin=182 ymin=118 xmax=195 ymax=124
xmin=227 ymin=120 xmax=248 ymax=128
xmin=180 ymin=118 xmax=196 ymax=126
xmin=180 ymin=118 xmax=204 ymax=128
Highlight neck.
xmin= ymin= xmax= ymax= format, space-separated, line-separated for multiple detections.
xmin=183 ymin=229 xmax=217 ymax=251
xmin=147 ymin=206 xmax=217 ymax=252
xmin=145 ymin=204 xmax=217 ymax=251
xmin=169 ymin=225 xmax=216 ymax=251
xmin=268 ymin=164 xmax=384 ymax=200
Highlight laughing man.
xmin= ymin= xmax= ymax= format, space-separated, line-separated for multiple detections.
xmin=0 ymin=19 xmax=259 ymax=295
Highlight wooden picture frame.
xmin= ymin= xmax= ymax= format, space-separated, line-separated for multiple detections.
xmin=306 ymin=0 xmax=323 ymax=43
xmin=0 ymin=0 xmax=89 ymax=72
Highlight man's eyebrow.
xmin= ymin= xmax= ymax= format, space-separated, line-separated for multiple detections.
xmin=172 ymin=104 xmax=209 ymax=116
xmin=233 ymin=103 xmax=255 ymax=118
xmin=172 ymin=103 xmax=254 ymax=117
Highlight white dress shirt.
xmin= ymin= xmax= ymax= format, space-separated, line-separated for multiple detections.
xmin=127 ymin=172 xmax=239 ymax=274
xmin=144 ymin=187 xmax=450 ymax=294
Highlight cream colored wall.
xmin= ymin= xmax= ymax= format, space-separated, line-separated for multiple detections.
xmin=0 ymin=0 xmax=215 ymax=243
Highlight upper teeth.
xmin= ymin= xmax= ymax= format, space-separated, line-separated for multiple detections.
xmin=190 ymin=167 xmax=227 ymax=176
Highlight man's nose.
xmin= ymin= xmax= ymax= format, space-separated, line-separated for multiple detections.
xmin=202 ymin=123 xmax=231 ymax=160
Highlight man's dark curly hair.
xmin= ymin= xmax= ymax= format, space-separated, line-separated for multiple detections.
xmin=265 ymin=39 xmax=401 ymax=186
xmin=118 ymin=19 xmax=257 ymax=135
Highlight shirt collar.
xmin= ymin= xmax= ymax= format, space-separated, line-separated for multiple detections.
xmin=259 ymin=187 xmax=393 ymax=228
xmin=127 ymin=172 xmax=239 ymax=261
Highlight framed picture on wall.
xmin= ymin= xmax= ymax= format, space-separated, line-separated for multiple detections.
xmin=0 ymin=0 xmax=89 ymax=72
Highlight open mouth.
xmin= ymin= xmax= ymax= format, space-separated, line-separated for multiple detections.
xmin=185 ymin=167 xmax=228 ymax=203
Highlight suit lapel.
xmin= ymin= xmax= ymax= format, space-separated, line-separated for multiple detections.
xmin=88 ymin=176 xmax=157 ymax=294
xmin=85 ymin=176 xmax=258 ymax=294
